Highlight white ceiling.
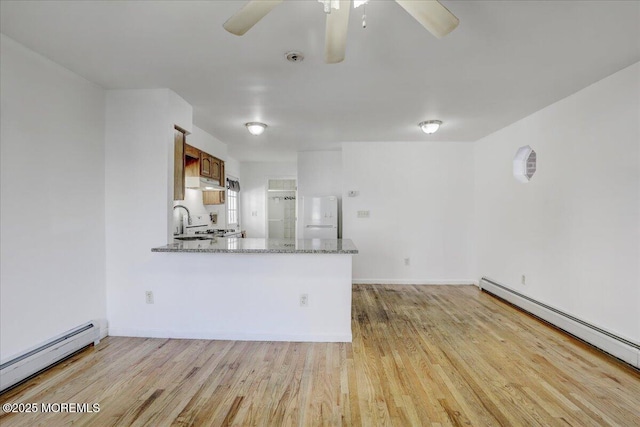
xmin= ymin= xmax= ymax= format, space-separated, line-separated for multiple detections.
xmin=1 ymin=1 xmax=639 ymax=161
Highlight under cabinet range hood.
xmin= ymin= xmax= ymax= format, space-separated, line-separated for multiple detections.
xmin=185 ymin=176 xmax=225 ymax=191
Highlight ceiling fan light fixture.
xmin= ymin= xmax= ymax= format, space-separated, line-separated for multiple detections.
xmin=419 ymin=120 xmax=442 ymax=134
xmin=245 ymin=122 xmax=267 ymax=136
xmin=224 ymin=0 xmax=458 ymax=64
xmin=318 ymin=0 xmax=340 ymax=13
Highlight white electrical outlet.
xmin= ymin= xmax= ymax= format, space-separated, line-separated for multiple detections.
xmin=521 ymin=275 xmax=526 ymax=285
xmin=357 ymin=210 xmax=370 ymax=218
xmin=145 ymin=291 xmax=154 ymax=304
xmin=300 ymin=294 xmax=309 ymax=307
xmin=404 ymin=258 xmax=410 ymax=266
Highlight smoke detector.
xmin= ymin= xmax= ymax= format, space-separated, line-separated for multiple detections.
xmin=285 ymin=51 xmax=304 ymax=62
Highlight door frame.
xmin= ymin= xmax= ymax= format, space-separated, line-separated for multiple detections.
xmin=265 ymin=177 xmax=297 ymax=239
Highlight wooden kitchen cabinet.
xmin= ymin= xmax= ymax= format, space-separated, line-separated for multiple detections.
xmin=184 ymin=143 xmax=225 ymax=187
xmin=200 ymin=152 xmax=212 ymax=178
xmin=203 ymin=190 xmax=225 ymax=205
xmin=211 ymin=157 xmax=221 ymax=181
xmin=185 ymin=143 xmax=200 ymax=159
xmin=173 ymin=128 xmax=185 ymax=201
xmin=200 ymin=153 xmax=224 ymax=184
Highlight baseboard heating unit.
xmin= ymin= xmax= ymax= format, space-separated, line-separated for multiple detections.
xmin=0 ymin=321 xmax=101 ymax=393
xmin=479 ymin=277 xmax=640 ymax=369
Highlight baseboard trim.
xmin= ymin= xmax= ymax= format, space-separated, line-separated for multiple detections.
xmin=480 ymin=277 xmax=640 ymax=369
xmin=108 ymin=328 xmax=352 ymax=343
xmin=352 ymin=279 xmax=477 ymax=285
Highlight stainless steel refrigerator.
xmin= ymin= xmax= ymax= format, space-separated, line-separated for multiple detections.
xmin=301 ymin=196 xmax=338 ymax=239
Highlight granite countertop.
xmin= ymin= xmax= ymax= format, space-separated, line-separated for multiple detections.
xmin=173 ymin=230 xmax=241 ymax=239
xmin=151 ymin=238 xmax=358 ymax=254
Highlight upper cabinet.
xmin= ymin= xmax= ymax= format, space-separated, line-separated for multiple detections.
xmin=185 ymin=143 xmax=200 ymax=159
xmin=211 ymin=157 xmax=221 ymax=181
xmin=184 ymin=143 xmax=225 ymax=187
xmin=202 ymin=190 xmax=225 ymax=205
xmin=173 ymin=128 xmax=186 ymax=201
xmin=200 ymin=152 xmax=212 ymax=178
xmin=200 ymin=153 xmax=222 ymax=182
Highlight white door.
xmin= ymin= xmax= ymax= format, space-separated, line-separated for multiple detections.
xmin=267 ymin=179 xmax=297 ymax=238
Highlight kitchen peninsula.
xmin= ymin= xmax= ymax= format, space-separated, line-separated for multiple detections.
xmin=147 ymin=238 xmax=357 ymax=342
xmin=152 ymin=237 xmax=357 ymax=254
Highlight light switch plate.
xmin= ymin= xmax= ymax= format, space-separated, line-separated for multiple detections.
xmin=357 ymin=210 xmax=370 ymax=218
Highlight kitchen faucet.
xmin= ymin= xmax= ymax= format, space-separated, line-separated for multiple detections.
xmin=173 ymin=205 xmax=192 ymax=224
xmin=173 ymin=205 xmax=192 ymax=235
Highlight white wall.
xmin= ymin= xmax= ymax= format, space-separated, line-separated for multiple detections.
xmin=475 ymin=62 xmax=640 ymax=342
xmin=342 ymin=141 xmax=475 ymax=284
xmin=105 ymin=88 xmax=192 ymax=336
xmin=187 ymin=125 xmax=228 ymax=159
xmin=225 ymin=157 xmax=240 ymax=179
xmin=297 ymin=151 xmax=343 ymax=238
xmin=240 ymin=161 xmax=297 ymax=238
xmin=169 ymin=91 xmax=193 ymax=135
xmin=0 ymin=35 xmax=107 ymax=360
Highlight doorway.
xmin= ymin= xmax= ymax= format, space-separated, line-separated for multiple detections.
xmin=266 ymin=179 xmax=297 ymax=239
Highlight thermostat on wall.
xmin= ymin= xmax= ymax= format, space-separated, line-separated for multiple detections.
xmin=513 ymin=145 xmax=537 ymax=183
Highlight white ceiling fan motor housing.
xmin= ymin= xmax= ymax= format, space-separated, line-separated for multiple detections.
xmin=513 ymin=145 xmax=537 ymax=183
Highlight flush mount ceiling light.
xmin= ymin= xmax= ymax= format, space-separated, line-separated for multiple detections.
xmin=419 ymin=120 xmax=442 ymax=134
xmin=245 ymin=122 xmax=267 ymax=136
xmin=223 ymin=0 xmax=459 ymax=64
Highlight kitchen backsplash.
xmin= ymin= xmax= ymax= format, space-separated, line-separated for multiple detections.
xmin=173 ymin=188 xmax=228 ymax=233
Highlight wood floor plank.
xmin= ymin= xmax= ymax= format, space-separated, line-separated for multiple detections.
xmin=1 ymin=284 xmax=639 ymax=426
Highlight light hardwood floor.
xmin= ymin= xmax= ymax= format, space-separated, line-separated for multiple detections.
xmin=1 ymin=285 xmax=639 ymax=426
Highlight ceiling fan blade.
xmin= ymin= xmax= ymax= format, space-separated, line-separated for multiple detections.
xmin=324 ymin=0 xmax=351 ymax=64
xmin=395 ymin=0 xmax=459 ymax=38
xmin=223 ymin=0 xmax=284 ymax=36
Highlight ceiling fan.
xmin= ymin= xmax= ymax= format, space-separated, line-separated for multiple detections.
xmin=223 ymin=0 xmax=459 ymax=64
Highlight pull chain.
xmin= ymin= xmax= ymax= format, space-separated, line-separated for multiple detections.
xmin=362 ymin=4 xmax=367 ymax=28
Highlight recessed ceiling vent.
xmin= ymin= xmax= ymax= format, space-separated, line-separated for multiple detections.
xmin=285 ymin=51 xmax=304 ymax=63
